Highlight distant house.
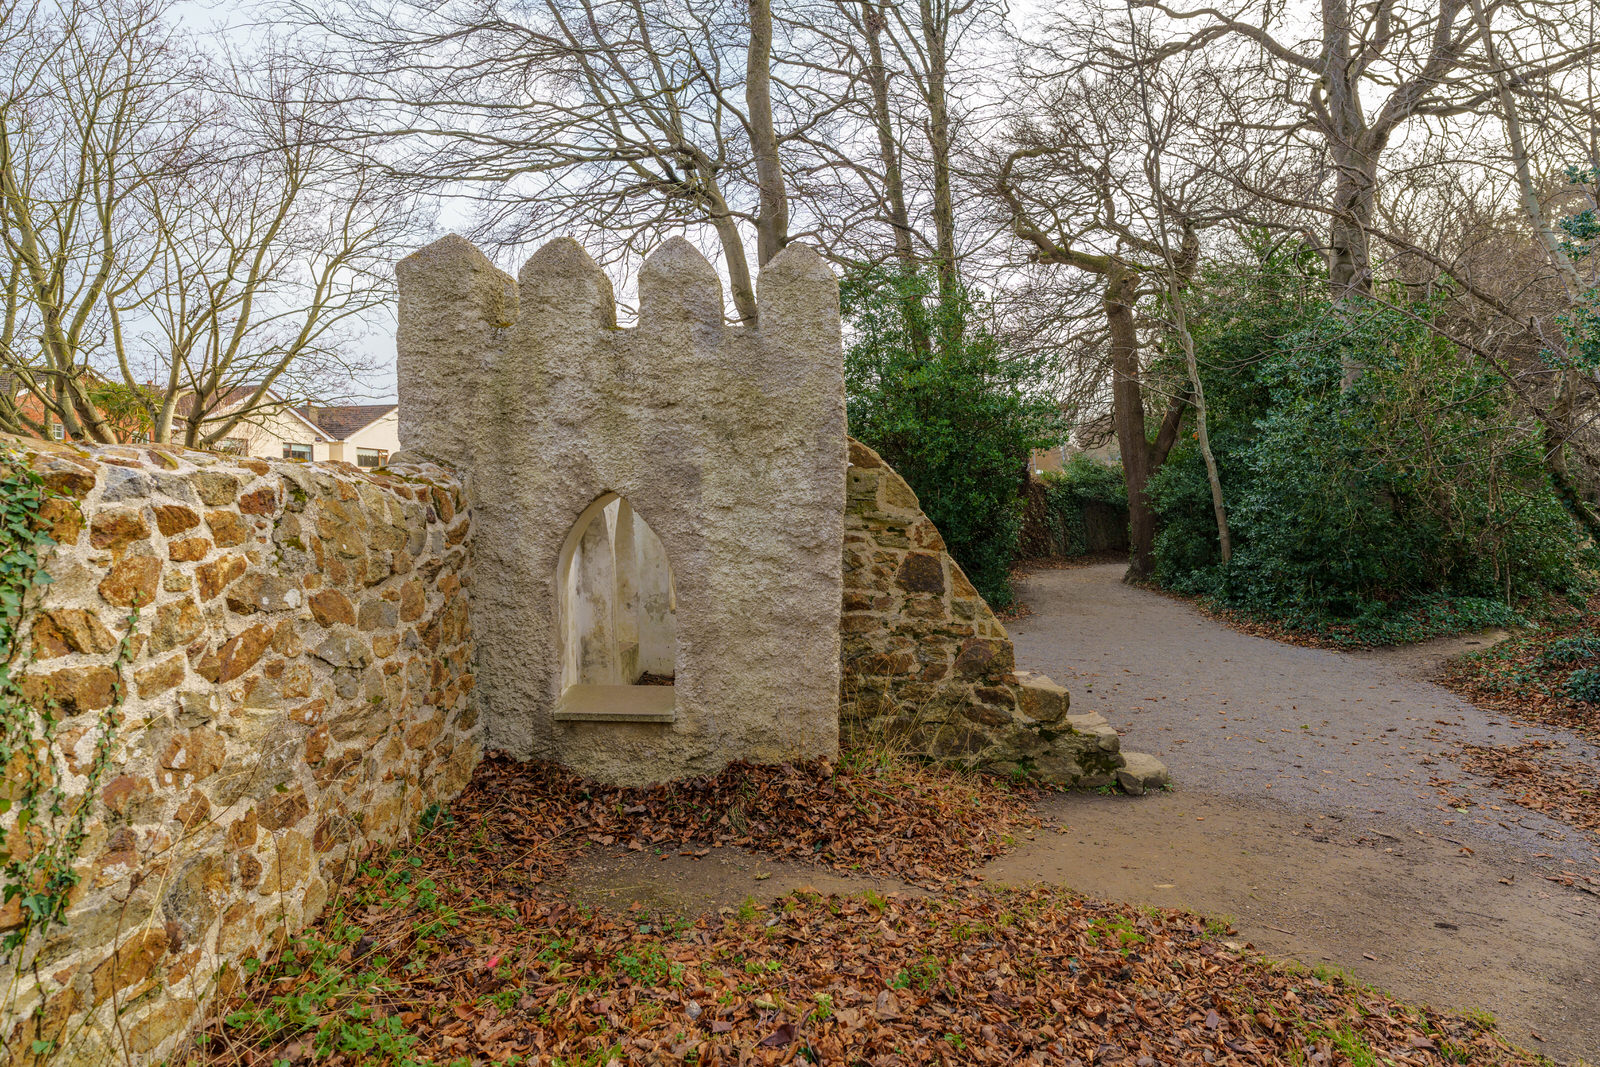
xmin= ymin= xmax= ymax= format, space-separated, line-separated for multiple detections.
xmin=1031 ymin=412 xmax=1120 ymax=476
xmin=297 ymin=403 xmax=401 ymax=467
xmin=4 ymin=376 xmax=401 ymax=464
xmin=175 ymin=387 xmax=400 ymax=466
xmin=3 ymin=373 xmax=150 ymax=444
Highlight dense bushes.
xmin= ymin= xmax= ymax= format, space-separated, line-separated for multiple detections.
xmin=1023 ymin=456 xmax=1129 ymax=558
xmin=841 ymin=267 xmax=1062 ymax=608
xmin=1149 ymin=253 xmax=1593 ymax=643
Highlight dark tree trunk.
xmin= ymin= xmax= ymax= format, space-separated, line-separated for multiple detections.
xmin=1105 ymin=266 xmax=1156 ymax=580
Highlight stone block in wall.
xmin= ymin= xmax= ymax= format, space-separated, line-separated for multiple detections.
xmin=0 ymin=436 xmax=480 ymax=1066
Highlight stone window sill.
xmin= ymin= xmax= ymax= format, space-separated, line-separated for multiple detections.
xmin=554 ymin=683 xmax=676 ymax=723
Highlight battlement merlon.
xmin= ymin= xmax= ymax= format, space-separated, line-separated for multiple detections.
xmin=398 ymin=233 xmax=838 ymax=368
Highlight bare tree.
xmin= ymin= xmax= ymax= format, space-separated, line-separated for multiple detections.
xmin=994 ymin=66 xmax=1213 ymax=579
xmin=0 ymin=0 xmax=189 ymax=442
xmin=0 ymin=0 xmax=418 ymax=446
xmin=297 ymin=0 xmax=837 ymax=324
xmin=133 ymin=60 xmax=423 ymax=448
xmin=1123 ymin=15 xmax=1230 ymax=564
xmin=1130 ymin=0 xmax=1599 ymax=317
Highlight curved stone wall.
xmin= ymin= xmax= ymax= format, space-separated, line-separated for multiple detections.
xmin=1 ymin=438 xmax=477 ymax=1066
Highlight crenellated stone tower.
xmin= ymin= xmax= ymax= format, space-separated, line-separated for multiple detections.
xmin=394 ymin=235 xmax=845 ymax=785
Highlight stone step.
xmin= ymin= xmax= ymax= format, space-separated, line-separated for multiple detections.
xmin=1012 ymin=670 xmax=1069 ymax=724
xmin=1063 ymin=711 xmax=1120 ymax=756
xmin=1115 ymin=750 xmax=1170 ymax=795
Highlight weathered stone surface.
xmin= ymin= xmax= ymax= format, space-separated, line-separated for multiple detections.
xmin=195 ymin=555 xmax=247 ymax=600
xmin=3 ymin=438 xmax=478 ymax=1067
xmin=167 ymin=536 xmax=211 ymax=562
xmin=205 ymin=510 xmax=249 ymax=548
xmin=134 ymin=654 xmax=186 ymax=698
xmin=36 ymin=496 xmax=85 ymax=544
xmin=311 ymin=631 xmax=370 ymax=670
xmin=90 ymin=928 xmax=168 ymax=1005
xmin=214 ymin=624 xmax=274 ymax=683
xmin=150 ymin=597 xmax=203 ymax=653
xmin=225 ymin=573 xmax=301 ymax=614
xmin=153 ymin=504 xmax=200 ymax=536
xmin=840 ymin=438 xmax=1138 ymax=788
xmin=21 ymin=665 xmax=119 ymax=714
xmin=33 ymin=608 xmax=117 ymax=658
xmin=90 ymin=509 xmax=150 ymax=552
xmin=397 ymin=234 xmax=843 ymax=784
xmin=192 ymin=471 xmax=240 ymax=506
xmin=895 ymin=552 xmax=945 ymax=595
xmin=1115 ymin=750 xmax=1171 ymax=796
xmin=1014 ymin=672 xmax=1069 ymax=724
xmin=955 ymin=637 xmax=1013 ymax=679
xmin=308 ymin=589 xmax=355 ymax=627
xmin=99 ymin=555 xmax=161 ymax=607
xmin=158 ymin=728 xmax=227 ymax=786
xmin=238 ymin=486 xmax=277 ymax=514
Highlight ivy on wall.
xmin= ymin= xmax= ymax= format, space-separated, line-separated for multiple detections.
xmin=0 ymin=448 xmax=136 ymax=957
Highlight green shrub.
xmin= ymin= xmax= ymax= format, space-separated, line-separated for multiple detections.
xmin=842 ymin=266 xmax=1063 ymax=608
xmin=1148 ymin=246 xmax=1592 ymax=643
xmin=1540 ymin=634 xmax=1600 ymax=665
xmin=1566 ymin=667 xmax=1600 ymax=702
xmin=1035 ymin=456 xmax=1128 ymax=557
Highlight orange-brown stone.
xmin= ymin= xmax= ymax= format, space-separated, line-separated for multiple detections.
xmin=98 ymin=555 xmax=161 ymax=607
xmin=238 ymin=486 xmax=277 ymax=514
xmin=32 ymin=608 xmax=116 ymax=658
xmin=90 ymin=928 xmax=168 ymax=1005
xmin=205 ymin=510 xmax=249 ymax=548
xmin=20 ymin=665 xmax=119 ymax=714
xmin=308 ymin=589 xmax=355 ymax=627
xmin=214 ymin=623 xmax=274 ymax=683
xmin=90 ymin=509 xmax=149 ymax=552
xmin=196 ymin=554 xmax=247 ymax=600
xmin=134 ymin=654 xmax=186 ymax=698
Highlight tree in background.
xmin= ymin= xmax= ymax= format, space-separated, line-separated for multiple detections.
xmin=0 ymin=0 xmax=419 ymax=446
xmin=842 ymin=265 xmax=1062 ymax=608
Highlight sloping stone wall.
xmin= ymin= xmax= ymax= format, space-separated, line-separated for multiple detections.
xmin=1 ymin=438 xmax=478 ymax=1066
xmin=841 ymin=439 xmax=1165 ymax=790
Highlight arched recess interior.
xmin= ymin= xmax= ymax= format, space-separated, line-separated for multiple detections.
xmin=554 ymin=494 xmax=677 ymax=723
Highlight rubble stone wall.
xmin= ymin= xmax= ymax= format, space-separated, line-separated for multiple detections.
xmin=841 ymin=438 xmax=1157 ymax=790
xmin=1 ymin=438 xmax=479 ymax=1066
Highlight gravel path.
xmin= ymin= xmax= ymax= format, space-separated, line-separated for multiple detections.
xmin=996 ymin=563 xmax=1600 ymax=1061
xmin=1009 ymin=563 xmax=1599 ymax=864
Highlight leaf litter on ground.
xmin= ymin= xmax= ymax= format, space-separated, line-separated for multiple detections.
xmin=182 ymin=752 xmax=1550 ymax=1067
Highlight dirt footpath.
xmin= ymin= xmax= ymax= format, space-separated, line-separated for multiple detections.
xmin=557 ymin=563 xmax=1599 ymax=1062
xmin=1001 ymin=564 xmax=1600 ymax=1062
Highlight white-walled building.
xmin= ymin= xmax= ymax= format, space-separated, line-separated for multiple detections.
xmin=192 ymin=388 xmax=400 ymax=467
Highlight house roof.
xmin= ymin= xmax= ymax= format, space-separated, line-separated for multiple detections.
xmin=174 ymin=386 xmax=332 ymax=441
xmin=299 ymin=403 xmax=398 ymax=441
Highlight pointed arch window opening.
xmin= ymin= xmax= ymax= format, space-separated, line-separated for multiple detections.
xmin=554 ymin=495 xmax=678 ymax=723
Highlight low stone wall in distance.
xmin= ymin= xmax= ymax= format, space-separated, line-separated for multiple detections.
xmin=840 ymin=438 xmax=1166 ymax=791
xmin=1 ymin=438 xmax=479 ymax=1066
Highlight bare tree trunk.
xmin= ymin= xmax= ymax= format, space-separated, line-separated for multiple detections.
xmin=862 ymin=2 xmax=915 ymax=268
xmin=1466 ymin=0 xmax=1599 ymax=537
xmin=917 ymin=0 xmax=958 ymax=297
xmin=1172 ymin=298 xmax=1230 ymax=563
xmin=1328 ymin=144 xmax=1378 ymax=304
xmin=747 ymin=0 xmax=787 ymax=268
xmin=1106 ymin=265 xmax=1157 ymax=579
xmin=706 ymin=185 xmax=761 ymax=323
